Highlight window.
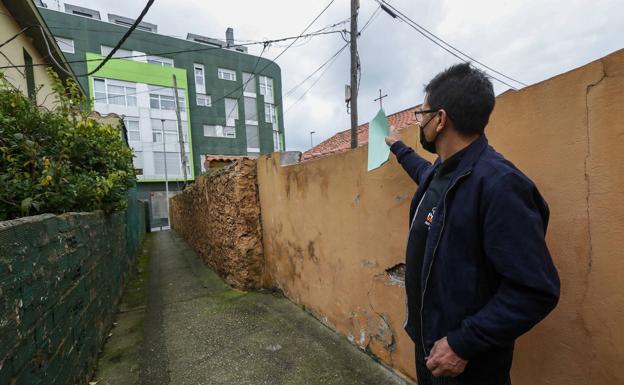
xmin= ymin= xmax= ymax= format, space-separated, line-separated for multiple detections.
xmin=218 ymin=68 xmax=236 ymax=81
xmin=273 ymin=130 xmax=281 ymax=151
xmin=101 ymin=45 xmax=132 ymax=59
xmin=246 ymin=124 xmax=259 ymax=151
xmin=55 ymin=37 xmax=74 ymax=54
xmin=153 ymin=151 xmax=182 ymax=176
xmin=94 ymin=79 xmax=106 ymax=102
xmin=204 ymin=125 xmax=235 ymax=138
xmin=244 ymin=97 xmax=257 ymax=123
xmin=92 ymin=78 xmax=137 ymax=106
xmin=133 ymin=151 xmax=143 ymax=174
xmin=259 ymin=76 xmax=274 ymax=103
xmin=148 ymin=86 xmax=185 ymax=111
xmin=264 ymin=103 xmax=276 ymax=124
xmin=224 ymin=98 xmax=238 ymax=127
xmin=23 ymin=49 xmax=35 ymax=101
xmin=242 ymin=72 xmax=255 ymax=94
xmin=151 ymin=119 xmax=187 ymax=143
xmin=147 ymin=55 xmax=173 ymax=67
xmin=125 ymin=118 xmax=140 ymax=141
xmin=196 ymin=94 xmax=211 ymax=107
xmin=194 ymin=64 xmax=205 ymax=94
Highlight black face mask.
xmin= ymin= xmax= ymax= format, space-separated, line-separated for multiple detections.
xmin=419 ymin=115 xmax=438 ymax=154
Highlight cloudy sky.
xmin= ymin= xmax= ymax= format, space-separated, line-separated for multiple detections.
xmin=48 ymin=0 xmax=623 ymax=151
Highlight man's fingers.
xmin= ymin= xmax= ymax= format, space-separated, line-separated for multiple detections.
xmin=425 ymin=357 xmax=437 ymax=371
xmin=431 ymin=366 xmax=446 ymax=377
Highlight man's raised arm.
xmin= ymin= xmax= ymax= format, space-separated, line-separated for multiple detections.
xmin=386 ymin=125 xmax=432 ymax=185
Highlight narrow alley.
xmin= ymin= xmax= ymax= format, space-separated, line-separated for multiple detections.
xmin=94 ymin=230 xmax=409 ymax=385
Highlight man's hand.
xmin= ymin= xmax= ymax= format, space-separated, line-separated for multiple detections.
xmin=425 ymin=337 xmax=468 ymax=378
xmin=385 ymin=125 xmax=402 ymax=146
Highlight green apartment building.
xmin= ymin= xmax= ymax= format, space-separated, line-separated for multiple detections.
xmin=37 ymin=2 xmax=284 ymax=225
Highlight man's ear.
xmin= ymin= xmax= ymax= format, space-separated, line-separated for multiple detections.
xmin=435 ymin=109 xmax=448 ymax=133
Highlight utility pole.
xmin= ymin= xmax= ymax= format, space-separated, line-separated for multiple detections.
xmin=172 ymin=74 xmax=188 ymax=186
xmin=161 ymin=119 xmax=170 ymax=229
xmin=350 ymin=0 xmax=359 ymax=149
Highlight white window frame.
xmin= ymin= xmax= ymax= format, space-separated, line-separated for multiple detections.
xmin=151 ymin=119 xmax=187 ymax=143
xmin=149 ymin=88 xmax=185 ymax=111
xmin=218 ymin=68 xmax=237 ymax=81
xmin=203 ymin=124 xmax=236 ymax=139
xmin=92 ymin=78 xmax=137 ymax=106
xmin=246 ymin=124 xmax=260 ymax=153
xmin=259 ymin=76 xmax=274 ymax=103
xmin=224 ymin=98 xmax=239 ymax=127
xmin=125 ymin=118 xmax=141 ymax=141
xmin=147 ymin=55 xmax=174 ymax=67
xmin=55 ymin=37 xmax=74 ymax=54
xmin=244 ymin=96 xmax=258 ymax=125
xmin=273 ymin=129 xmax=281 ymax=151
xmin=133 ymin=150 xmax=143 ymax=171
xmin=194 ymin=64 xmax=205 ymax=94
xmin=242 ymin=72 xmax=256 ymax=97
xmin=153 ymin=151 xmax=182 ymax=176
xmin=264 ymin=103 xmax=276 ymax=124
xmin=100 ymin=45 xmax=132 ymax=60
xmin=196 ymin=93 xmax=211 ymax=107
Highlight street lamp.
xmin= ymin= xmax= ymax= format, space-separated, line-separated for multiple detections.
xmin=310 ymin=131 xmax=316 ymax=148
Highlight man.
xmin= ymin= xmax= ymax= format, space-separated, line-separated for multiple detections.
xmin=385 ymin=63 xmax=560 ymax=385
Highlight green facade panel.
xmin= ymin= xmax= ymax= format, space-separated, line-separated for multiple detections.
xmin=39 ymin=7 xmax=285 ymax=179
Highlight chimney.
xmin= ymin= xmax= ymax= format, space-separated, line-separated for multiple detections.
xmin=226 ymin=27 xmax=234 ymax=47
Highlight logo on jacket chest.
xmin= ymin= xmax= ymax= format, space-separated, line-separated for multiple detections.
xmin=424 ymin=207 xmax=436 ymax=228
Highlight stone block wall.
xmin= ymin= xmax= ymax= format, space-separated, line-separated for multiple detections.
xmin=170 ymin=159 xmax=264 ymax=290
xmin=0 ymin=205 xmax=146 ymax=384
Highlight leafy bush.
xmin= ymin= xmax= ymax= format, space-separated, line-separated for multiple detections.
xmin=0 ymin=70 xmax=135 ymax=220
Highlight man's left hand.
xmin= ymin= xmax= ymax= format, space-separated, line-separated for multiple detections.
xmin=425 ymin=337 xmax=468 ymax=378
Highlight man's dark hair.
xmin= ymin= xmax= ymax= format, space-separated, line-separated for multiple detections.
xmin=425 ymin=63 xmax=495 ymax=135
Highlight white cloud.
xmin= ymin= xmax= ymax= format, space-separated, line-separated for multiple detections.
xmin=55 ymin=0 xmax=623 ymax=151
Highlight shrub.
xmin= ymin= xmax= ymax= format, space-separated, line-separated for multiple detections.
xmin=0 ymin=70 xmax=135 ymax=220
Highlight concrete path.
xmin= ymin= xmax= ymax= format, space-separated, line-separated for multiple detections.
xmin=95 ymin=230 xmax=409 ymax=385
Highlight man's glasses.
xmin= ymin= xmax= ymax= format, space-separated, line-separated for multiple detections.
xmin=414 ymin=108 xmax=440 ymax=123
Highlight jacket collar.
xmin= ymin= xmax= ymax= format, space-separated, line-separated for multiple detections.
xmin=431 ymin=134 xmax=489 ymax=175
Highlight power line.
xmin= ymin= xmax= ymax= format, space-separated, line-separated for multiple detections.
xmin=216 ymin=0 xmax=337 ymax=125
xmin=224 ymin=44 xmax=268 ymax=122
xmin=0 ymin=30 xmax=344 ymax=71
xmin=377 ymin=0 xmax=526 ymax=89
xmin=285 ymin=43 xmax=349 ymax=114
xmin=84 ymin=0 xmax=155 ymax=76
xmin=359 ymin=6 xmax=381 ymax=34
xmin=284 ymin=42 xmax=349 ymax=99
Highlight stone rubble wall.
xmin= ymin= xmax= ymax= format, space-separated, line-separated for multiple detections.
xmin=169 ymin=159 xmax=264 ymax=290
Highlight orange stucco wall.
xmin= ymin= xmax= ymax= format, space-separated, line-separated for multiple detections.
xmin=257 ymin=49 xmax=624 ymax=384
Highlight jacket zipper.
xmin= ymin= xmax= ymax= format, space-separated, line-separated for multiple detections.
xmin=420 ymin=170 xmax=472 ymax=359
xmin=404 ymin=192 xmax=428 ymax=328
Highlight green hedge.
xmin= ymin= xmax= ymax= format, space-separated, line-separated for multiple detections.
xmin=0 ymin=70 xmax=135 ymax=221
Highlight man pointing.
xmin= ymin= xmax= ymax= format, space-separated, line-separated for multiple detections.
xmin=385 ymin=63 xmax=560 ymax=385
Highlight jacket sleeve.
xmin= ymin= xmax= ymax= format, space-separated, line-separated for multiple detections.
xmin=390 ymin=141 xmax=432 ymax=185
xmin=446 ymin=172 xmax=560 ymax=360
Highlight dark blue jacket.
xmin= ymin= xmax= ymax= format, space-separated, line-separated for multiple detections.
xmin=392 ymin=135 xmax=560 ymax=383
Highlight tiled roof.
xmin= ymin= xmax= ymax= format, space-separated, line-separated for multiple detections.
xmin=204 ymin=155 xmax=251 ymax=162
xmin=302 ymin=105 xmax=420 ymax=161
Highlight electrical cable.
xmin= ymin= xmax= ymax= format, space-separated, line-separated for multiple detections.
xmin=84 ymin=0 xmax=155 ymax=76
xmin=0 ymin=30 xmax=345 ymax=71
xmin=212 ymin=0 xmax=337 ymax=124
xmin=285 ymin=42 xmax=349 ymax=114
xmin=283 ymin=41 xmax=350 ymax=99
xmin=377 ymin=0 xmax=526 ymax=88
